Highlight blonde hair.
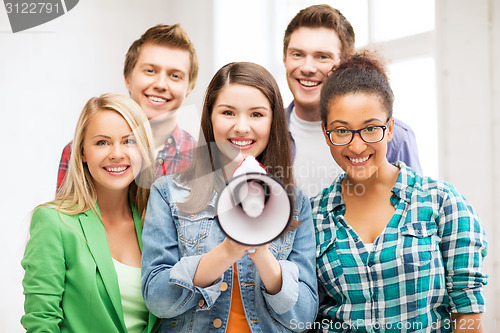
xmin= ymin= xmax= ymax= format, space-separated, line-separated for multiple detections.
xmin=51 ymin=93 xmax=155 ymax=222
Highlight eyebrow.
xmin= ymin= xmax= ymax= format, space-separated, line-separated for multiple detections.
xmin=140 ymin=63 xmax=186 ymax=73
xmin=216 ymin=104 xmax=270 ymax=111
xmin=287 ymin=47 xmax=335 ymax=56
xmin=92 ymin=134 xmax=134 ymax=139
xmin=329 ymin=118 xmax=384 ymax=126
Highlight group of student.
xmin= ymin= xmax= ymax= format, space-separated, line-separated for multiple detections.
xmin=21 ymin=4 xmax=488 ymax=333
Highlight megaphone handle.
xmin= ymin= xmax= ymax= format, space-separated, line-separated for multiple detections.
xmin=247 ymin=248 xmax=256 ymax=254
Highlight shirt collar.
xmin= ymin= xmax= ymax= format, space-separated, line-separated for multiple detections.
xmin=158 ymin=125 xmax=182 ymax=154
xmin=390 ymin=161 xmax=417 ymax=204
xmin=324 ymin=161 xmax=417 ymax=213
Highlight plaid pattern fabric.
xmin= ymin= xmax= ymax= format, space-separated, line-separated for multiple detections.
xmin=311 ymin=162 xmax=487 ymax=333
xmin=56 ymin=141 xmax=72 ymax=193
xmin=56 ymin=126 xmax=196 ymax=193
xmin=153 ymin=126 xmax=196 ymax=178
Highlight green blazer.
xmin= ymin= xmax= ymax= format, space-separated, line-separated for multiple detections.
xmin=21 ymin=203 xmax=159 ymax=333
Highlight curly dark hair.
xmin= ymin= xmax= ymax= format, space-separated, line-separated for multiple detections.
xmin=320 ymin=50 xmax=394 ymax=125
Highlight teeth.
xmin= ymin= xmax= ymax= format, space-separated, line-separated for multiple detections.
xmin=350 ymin=156 xmax=370 ymax=164
xmin=106 ymin=166 xmax=127 ymax=172
xmin=149 ymin=96 xmax=167 ymax=103
xmin=231 ymin=140 xmax=253 ymax=147
xmin=299 ymin=80 xmax=319 ymax=87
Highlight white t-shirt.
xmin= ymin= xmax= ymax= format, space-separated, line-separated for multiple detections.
xmin=289 ymin=108 xmax=343 ymax=198
xmin=364 ymin=243 xmax=374 ymax=253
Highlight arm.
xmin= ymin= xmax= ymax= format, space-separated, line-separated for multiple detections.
xmin=21 ymin=207 xmax=65 ymax=333
xmin=249 ymin=244 xmax=282 ymax=295
xmin=141 ymin=180 xmax=225 ymax=318
xmin=193 ymin=238 xmax=247 ymax=288
xmin=261 ymin=191 xmax=319 ymax=331
xmin=451 ymin=313 xmax=484 ymax=333
xmin=438 ymin=185 xmax=488 ymax=324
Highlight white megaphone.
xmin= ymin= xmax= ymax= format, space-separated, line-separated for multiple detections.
xmin=216 ymin=156 xmax=293 ymax=247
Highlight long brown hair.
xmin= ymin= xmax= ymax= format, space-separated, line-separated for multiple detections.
xmin=178 ymin=62 xmax=294 ymax=214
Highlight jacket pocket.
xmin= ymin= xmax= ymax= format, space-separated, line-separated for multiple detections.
xmin=172 ymin=209 xmax=213 ymax=247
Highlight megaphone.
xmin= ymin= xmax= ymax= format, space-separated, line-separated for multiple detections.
xmin=215 ymin=156 xmax=293 ymax=247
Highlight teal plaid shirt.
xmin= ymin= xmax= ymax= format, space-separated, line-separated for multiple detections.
xmin=311 ymin=162 xmax=487 ymax=333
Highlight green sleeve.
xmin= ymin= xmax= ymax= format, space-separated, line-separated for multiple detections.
xmin=21 ymin=206 xmax=66 ymax=333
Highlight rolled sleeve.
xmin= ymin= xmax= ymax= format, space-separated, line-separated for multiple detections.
xmin=262 ymin=260 xmax=299 ymax=314
xmin=169 ymin=255 xmax=224 ymax=310
xmin=439 ymin=185 xmax=488 ymax=313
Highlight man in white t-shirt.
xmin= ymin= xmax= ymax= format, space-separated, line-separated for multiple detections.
xmin=283 ymin=4 xmax=422 ymax=197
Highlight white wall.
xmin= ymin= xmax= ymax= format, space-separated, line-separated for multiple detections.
xmin=0 ymin=1 xmax=174 ymax=331
xmin=436 ymin=0 xmax=499 ymax=327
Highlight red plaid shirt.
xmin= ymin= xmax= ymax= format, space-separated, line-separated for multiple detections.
xmin=56 ymin=126 xmax=196 ymax=193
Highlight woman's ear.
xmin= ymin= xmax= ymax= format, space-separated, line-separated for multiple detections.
xmin=386 ymin=117 xmax=395 ymax=142
xmin=321 ymin=122 xmax=331 ymax=146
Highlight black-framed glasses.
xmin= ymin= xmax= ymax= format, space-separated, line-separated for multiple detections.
xmin=325 ymin=124 xmax=388 ymax=146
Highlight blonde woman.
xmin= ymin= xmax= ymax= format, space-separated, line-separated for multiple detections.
xmin=22 ymin=94 xmax=159 ymax=332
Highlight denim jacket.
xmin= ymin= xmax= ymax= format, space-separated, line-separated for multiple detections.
xmin=141 ymin=175 xmax=318 ymax=332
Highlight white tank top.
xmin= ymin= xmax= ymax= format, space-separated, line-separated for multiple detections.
xmin=113 ymin=259 xmax=149 ymax=333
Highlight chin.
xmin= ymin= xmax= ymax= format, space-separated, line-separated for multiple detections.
xmin=345 ymin=165 xmax=379 ymax=182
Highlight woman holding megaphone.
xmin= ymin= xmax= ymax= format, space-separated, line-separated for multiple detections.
xmin=141 ymin=62 xmax=318 ymax=332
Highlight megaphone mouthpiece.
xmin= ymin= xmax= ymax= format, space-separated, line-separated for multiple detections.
xmin=237 ymin=180 xmax=267 ymax=218
xmin=216 ymin=170 xmax=293 ymax=247
xmin=233 ymin=156 xmax=266 ymax=177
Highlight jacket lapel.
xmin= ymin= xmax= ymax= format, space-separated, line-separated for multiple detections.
xmin=79 ymin=206 xmax=127 ymax=332
xmin=132 ymin=205 xmax=143 ymax=250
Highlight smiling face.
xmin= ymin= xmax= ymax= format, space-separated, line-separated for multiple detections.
xmin=82 ymin=109 xmax=143 ymax=194
xmin=211 ymin=84 xmax=272 ymax=172
xmin=284 ymin=27 xmax=341 ymax=118
xmin=323 ymin=93 xmax=394 ymax=183
xmin=124 ymin=43 xmax=191 ymax=120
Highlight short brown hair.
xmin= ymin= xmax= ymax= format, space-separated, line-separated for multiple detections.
xmin=283 ymin=4 xmax=355 ymax=61
xmin=124 ymin=24 xmax=199 ymax=92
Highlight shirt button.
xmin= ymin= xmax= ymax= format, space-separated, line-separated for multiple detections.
xmin=368 ymin=261 xmax=374 ymax=267
xmin=213 ymin=318 xmax=222 ymax=328
xmin=198 ymin=299 xmax=205 ymax=307
xmin=220 ymin=282 xmax=228 ymax=291
xmin=167 ymin=137 xmax=173 ymax=145
xmin=157 ymin=158 xmax=164 ymax=165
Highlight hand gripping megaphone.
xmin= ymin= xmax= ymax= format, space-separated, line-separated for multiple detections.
xmin=215 ymin=156 xmax=293 ymax=246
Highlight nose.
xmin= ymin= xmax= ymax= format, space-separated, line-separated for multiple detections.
xmin=348 ymin=133 xmax=367 ymax=154
xmin=153 ymin=72 xmax=168 ymax=92
xmin=109 ymin=143 xmax=126 ymax=160
xmin=301 ymin=56 xmax=317 ymax=75
xmin=234 ymin=115 xmax=250 ymax=134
